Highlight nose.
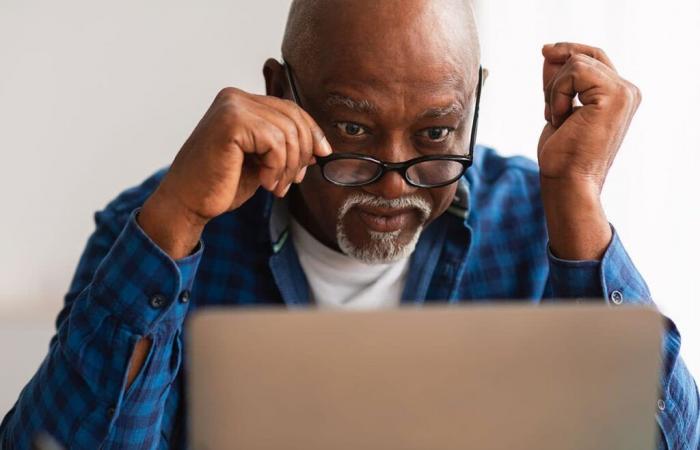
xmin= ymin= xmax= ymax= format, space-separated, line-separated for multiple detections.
xmin=361 ymin=135 xmax=418 ymax=199
xmin=361 ymin=169 xmax=415 ymax=200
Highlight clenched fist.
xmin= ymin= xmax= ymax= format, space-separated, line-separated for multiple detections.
xmin=138 ymin=87 xmax=332 ymax=259
xmin=538 ymin=42 xmax=641 ymax=189
xmin=536 ymin=42 xmax=642 ymax=260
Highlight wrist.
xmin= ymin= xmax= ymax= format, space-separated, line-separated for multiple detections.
xmin=138 ymin=187 xmax=207 ymax=260
xmin=540 ymin=177 xmax=611 ymax=260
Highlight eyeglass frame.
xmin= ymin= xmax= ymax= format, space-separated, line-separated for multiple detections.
xmin=282 ymin=59 xmax=483 ymax=189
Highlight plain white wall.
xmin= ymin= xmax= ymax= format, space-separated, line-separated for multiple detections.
xmin=474 ymin=0 xmax=700 ymax=377
xmin=0 ymin=0 xmax=294 ymax=412
xmin=0 ymin=0 xmax=697 ymax=412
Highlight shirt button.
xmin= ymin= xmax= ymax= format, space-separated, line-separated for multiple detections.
xmin=610 ymin=290 xmax=624 ymax=305
xmin=657 ymin=399 xmax=666 ymax=411
xmin=179 ymin=290 xmax=191 ymax=304
xmin=149 ymin=293 xmax=167 ymax=309
xmin=107 ymin=407 xmax=116 ymax=418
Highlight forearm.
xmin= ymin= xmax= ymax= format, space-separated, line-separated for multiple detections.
xmin=139 ymin=187 xmax=206 ymax=260
xmin=540 ymin=177 xmax=612 ymax=261
xmin=0 ymin=209 xmax=202 ymax=449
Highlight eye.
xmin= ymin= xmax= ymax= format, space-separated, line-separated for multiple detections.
xmin=418 ymin=127 xmax=454 ymax=142
xmin=335 ymin=122 xmax=368 ymax=137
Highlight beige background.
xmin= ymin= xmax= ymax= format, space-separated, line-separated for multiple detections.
xmin=0 ymin=0 xmax=698 ymax=414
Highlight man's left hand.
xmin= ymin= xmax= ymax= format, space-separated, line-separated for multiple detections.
xmin=537 ymin=42 xmax=642 ymax=260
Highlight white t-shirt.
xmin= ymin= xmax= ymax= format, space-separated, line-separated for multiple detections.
xmin=290 ymin=218 xmax=409 ymax=309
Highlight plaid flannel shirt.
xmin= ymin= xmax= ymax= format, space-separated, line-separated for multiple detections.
xmin=2 ymin=145 xmax=698 ymax=449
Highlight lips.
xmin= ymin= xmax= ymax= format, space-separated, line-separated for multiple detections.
xmin=356 ymin=207 xmax=415 ymax=233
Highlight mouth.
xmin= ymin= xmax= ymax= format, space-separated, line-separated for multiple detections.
xmin=355 ymin=206 xmax=417 ymax=233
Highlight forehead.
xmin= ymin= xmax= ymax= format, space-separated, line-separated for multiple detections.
xmin=288 ymin=0 xmax=480 ymax=116
xmin=299 ymin=33 xmax=477 ymax=114
xmin=306 ymin=60 xmax=472 ymax=120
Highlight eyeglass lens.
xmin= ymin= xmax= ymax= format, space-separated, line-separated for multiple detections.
xmin=322 ymin=158 xmax=465 ymax=187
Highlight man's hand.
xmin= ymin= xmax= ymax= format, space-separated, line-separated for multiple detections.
xmin=537 ymin=42 xmax=642 ymax=260
xmin=139 ymin=87 xmax=332 ymax=259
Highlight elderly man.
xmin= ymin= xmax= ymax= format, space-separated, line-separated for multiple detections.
xmin=2 ymin=0 xmax=698 ymax=448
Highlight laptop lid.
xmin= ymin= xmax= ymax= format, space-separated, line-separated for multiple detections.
xmin=187 ymin=305 xmax=663 ymax=450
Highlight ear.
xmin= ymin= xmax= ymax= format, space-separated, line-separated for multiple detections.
xmin=263 ymin=58 xmax=286 ymax=98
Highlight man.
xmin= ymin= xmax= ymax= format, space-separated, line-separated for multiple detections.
xmin=1 ymin=0 xmax=698 ymax=448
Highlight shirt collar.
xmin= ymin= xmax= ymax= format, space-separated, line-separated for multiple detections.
xmin=265 ymin=178 xmax=471 ymax=254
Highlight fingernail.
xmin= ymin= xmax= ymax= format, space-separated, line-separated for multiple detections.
xmin=282 ymin=184 xmax=291 ymax=196
xmin=270 ymin=180 xmax=280 ymax=191
xmin=294 ymin=166 xmax=307 ymax=183
xmin=321 ymin=136 xmax=332 ymax=156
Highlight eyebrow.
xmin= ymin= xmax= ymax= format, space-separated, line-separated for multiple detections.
xmin=325 ymin=93 xmax=466 ymax=120
xmin=420 ymin=101 xmax=465 ymax=119
xmin=325 ymin=94 xmax=378 ymax=114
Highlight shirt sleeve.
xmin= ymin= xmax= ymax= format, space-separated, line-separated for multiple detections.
xmin=0 ymin=207 xmax=203 ymax=449
xmin=546 ymin=225 xmax=700 ymax=449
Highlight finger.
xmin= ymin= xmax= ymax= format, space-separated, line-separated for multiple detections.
xmin=548 ymin=54 xmax=615 ymax=127
xmin=257 ymin=96 xmax=316 ymax=168
xmin=253 ymin=103 xmax=302 ymax=196
xmin=542 ymin=42 xmax=617 ymax=72
xmin=259 ymin=94 xmax=332 ymax=158
xmin=544 ymin=54 xmax=616 ymax=103
xmin=543 ymin=58 xmax=563 ymax=122
xmin=294 ymin=166 xmax=307 ymax=184
xmin=248 ymin=118 xmax=288 ymax=191
xmin=295 ymin=105 xmax=333 ymax=159
xmin=256 ymin=97 xmax=316 ymax=186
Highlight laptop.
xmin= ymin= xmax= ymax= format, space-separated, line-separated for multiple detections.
xmin=186 ymin=304 xmax=663 ymax=450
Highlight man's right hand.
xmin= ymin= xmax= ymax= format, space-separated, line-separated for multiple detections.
xmin=138 ymin=87 xmax=331 ymax=259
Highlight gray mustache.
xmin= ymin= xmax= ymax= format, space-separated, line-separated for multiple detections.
xmin=338 ymin=193 xmax=432 ymax=223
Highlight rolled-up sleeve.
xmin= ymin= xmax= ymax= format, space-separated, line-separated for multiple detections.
xmin=546 ymin=225 xmax=699 ymax=449
xmin=0 ymin=207 xmax=203 ymax=449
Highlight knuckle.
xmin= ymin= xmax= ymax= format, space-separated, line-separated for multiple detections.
xmin=282 ymin=121 xmax=298 ymax=141
xmin=268 ymin=126 xmax=286 ymax=148
xmin=570 ymin=60 xmax=588 ymax=74
xmin=570 ymin=54 xmax=588 ymax=66
xmin=270 ymin=96 xmax=298 ymax=113
xmin=630 ymin=83 xmax=642 ymax=104
xmin=282 ymin=97 xmax=299 ymax=110
xmin=592 ymin=46 xmax=605 ymax=58
xmin=216 ymin=86 xmax=241 ymax=102
xmin=220 ymin=102 xmax=241 ymax=121
xmin=292 ymin=106 xmax=307 ymax=124
xmin=618 ymin=81 xmax=636 ymax=101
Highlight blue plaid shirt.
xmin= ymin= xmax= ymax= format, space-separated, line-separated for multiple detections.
xmin=1 ymin=146 xmax=698 ymax=449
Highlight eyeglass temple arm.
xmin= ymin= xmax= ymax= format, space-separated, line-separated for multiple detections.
xmin=467 ymin=65 xmax=483 ymax=162
xmin=282 ymin=59 xmax=303 ymax=108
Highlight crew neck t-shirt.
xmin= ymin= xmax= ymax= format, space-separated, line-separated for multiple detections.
xmin=290 ymin=218 xmax=410 ymax=309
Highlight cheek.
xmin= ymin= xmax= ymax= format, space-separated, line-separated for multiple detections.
xmin=428 ymin=186 xmax=458 ymax=220
xmin=298 ymin=168 xmax=349 ymax=239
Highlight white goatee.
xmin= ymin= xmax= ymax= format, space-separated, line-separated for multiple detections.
xmin=336 ymin=193 xmax=432 ymax=265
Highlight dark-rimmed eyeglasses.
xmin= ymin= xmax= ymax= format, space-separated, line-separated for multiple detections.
xmin=283 ymin=60 xmax=482 ymax=188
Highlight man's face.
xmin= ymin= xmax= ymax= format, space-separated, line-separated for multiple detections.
xmin=278 ymin=1 xmax=480 ymax=263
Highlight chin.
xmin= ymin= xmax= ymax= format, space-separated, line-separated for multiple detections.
xmin=337 ymin=219 xmax=424 ymax=265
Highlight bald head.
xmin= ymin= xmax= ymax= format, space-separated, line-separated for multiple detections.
xmin=282 ymin=0 xmax=480 ymax=81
